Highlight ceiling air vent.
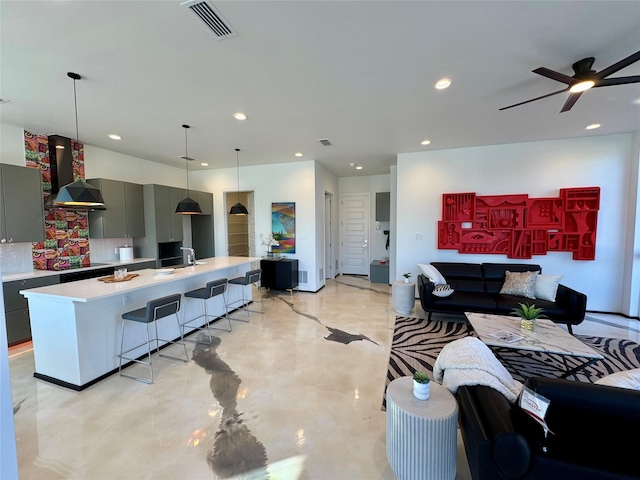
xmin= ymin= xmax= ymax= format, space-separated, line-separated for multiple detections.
xmin=181 ymin=0 xmax=237 ymax=39
xmin=318 ymin=138 xmax=332 ymax=146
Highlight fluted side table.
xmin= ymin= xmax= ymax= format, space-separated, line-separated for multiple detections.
xmin=386 ymin=377 xmax=458 ymax=480
xmin=392 ymin=281 xmax=415 ymax=315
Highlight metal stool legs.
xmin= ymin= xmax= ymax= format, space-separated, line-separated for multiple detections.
xmin=118 ymin=293 xmax=189 ymax=384
xmin=183 ymin=278 xmax=232 ymax=340
xmin=227 ymin=269 xmax=264 ymax=322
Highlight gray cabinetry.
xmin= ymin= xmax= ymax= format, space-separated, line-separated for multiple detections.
xmin=151 ymin=184 xmax=184 ymax=243
xmin=3 ymin=275 xmax=60 ymax=346
xmin=375 ymin=192 xmax=390 ymax=222
xmin=139 ymin=184 xmax=186 ymax=267
xmin=87 ymin=178 xmax=145 ymax=238
xmin=124 ymin=260 xmax=156 ymax=271
xmin=196 ymin=190 xmax=213 ymax=215
xmin=0 ymin=164 xmax=45 ymax=244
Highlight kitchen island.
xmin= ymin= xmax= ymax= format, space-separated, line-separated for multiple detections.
xmin=20 ymin=256 xmax=260 ymax=390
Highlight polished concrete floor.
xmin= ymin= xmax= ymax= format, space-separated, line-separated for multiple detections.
xmin=8 ymin=275 xmax=640 ymax=479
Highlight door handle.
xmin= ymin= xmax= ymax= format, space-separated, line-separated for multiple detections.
xmin=362 ymin=240 xmax=368 ymax=248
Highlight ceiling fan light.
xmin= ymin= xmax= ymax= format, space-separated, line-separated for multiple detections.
xmin=570 ymin=80 xmax=595 ymax=93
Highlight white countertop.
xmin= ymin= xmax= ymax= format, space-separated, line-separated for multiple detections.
xmin=2 ymin=258 xmax=156 ymax=283
xmin=20 ymin=256 xmax=261 ymax=303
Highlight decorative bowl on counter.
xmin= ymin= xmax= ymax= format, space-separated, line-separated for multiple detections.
xmin=154 ymin=268 xmax=174 ymax=275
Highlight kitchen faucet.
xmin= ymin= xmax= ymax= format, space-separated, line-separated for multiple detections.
xmin=180 ymin=247 xmax=195 ymax=265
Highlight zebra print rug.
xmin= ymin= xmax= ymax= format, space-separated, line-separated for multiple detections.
xmin=383 ymin=316 xmax=640 ymax=409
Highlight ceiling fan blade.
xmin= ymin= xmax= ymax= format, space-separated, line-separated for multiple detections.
xmin=560 ymin=92 xmax=583 ymax=113
xmin=499 ymin=88 xmax=568 ymax=111
xmin=533 ymin=67 xmax=575 ymax=85
xmin=596 ymin=50 xmax=640 ymax=79
xmin=595 ymin=75 xmax=640 ymax=87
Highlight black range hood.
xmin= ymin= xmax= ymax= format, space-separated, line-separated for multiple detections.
xmin=45 ymin=135 xmax=105 ymax=210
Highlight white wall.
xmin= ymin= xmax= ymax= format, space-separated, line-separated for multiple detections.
xmin=397 ymin=134 xmax=637 ymax=314
xmin=188 ymin=160 xmax=323 ymax=292
xmin=315 ymin=162 xmax=339 ymax=285
xmin=0 ymin=277 xmax=18 ymax=479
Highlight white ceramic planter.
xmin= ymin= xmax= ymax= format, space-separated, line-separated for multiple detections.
xmin=413 ymin=379 xmax=431 ymax=400
xmin=404 ymin=278 xmax=410 ymax=283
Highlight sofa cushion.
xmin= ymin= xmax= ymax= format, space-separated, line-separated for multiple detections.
xmin=483 ymin=263 xmax=541 ymax=294
xmin=494 ymin=296 xmax=566 ymax=319
xmin=431 ymin=262 xmax=486 ymax=293
xmin=499 ymin=270 xmax=539 ymax=299
xmin=432 ymin=291 xmax=497 ymax=311
xmin=535 ymin=274 xmax=564 ymax=302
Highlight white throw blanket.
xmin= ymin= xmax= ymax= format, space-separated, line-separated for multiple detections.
xmin=433 ymin=336 xmax=523 ymax=403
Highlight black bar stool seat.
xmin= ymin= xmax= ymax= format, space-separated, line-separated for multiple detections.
xmin=119 ymin=293 xmax=189 ymax=384
xmin=183 ymin=278 xmax=232 ymax=338
xmin=227 ymin=269 xmax=264 ymax=322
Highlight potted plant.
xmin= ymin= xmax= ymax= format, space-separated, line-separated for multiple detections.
xmin=402 ymin=272 xmax=412 ymax=284
xmin=413 ymin=370 xmax=431 ymax=400
xmin=261 ymin=233 xmax=279 ymax=257
xmin=512 ymin=302 xmax=544 ymax=331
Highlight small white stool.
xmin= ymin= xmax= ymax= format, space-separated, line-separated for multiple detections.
xmin=392 ymin=281 xmax=415 ymax=315
xmin=386 ymin=377 xmax=458 ymax=480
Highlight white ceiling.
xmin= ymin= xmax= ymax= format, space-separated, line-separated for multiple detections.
xmin=1 ymin=1 xmax=639 ymax=178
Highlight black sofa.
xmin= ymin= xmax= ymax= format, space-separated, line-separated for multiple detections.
xmin=417 ymin=262 xmax=587 ymax=333
xmin=457 ymin=377 xmax=640 ymax=480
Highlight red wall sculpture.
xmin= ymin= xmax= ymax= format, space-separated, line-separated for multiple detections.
xmin=438 ymin=187 xmax=600 ymax=260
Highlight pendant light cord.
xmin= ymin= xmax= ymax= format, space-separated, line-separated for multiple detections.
xmin=184 ymin=125 xmax=190 ymax=195
xmin=236 ymin=148 xmax=241 ymax=203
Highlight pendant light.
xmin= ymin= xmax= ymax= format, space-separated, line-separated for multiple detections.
xmin=229 ymin=148 xmax=248 ymax=215
xmin=175 ymin=124 xmax=202 ymax=214
xmin=55 ymin=72 xmax=105 ymax=208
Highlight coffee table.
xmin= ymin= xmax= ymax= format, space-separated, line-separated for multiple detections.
xmin=465 ymin=312 xmax=604 ymax=379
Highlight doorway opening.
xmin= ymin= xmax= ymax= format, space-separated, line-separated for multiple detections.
xmin=225 ymin=191 xmax=255 ymax=257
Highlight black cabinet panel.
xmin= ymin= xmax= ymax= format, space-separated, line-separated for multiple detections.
xmin=260 ymin=259 xmax=299 ymax=290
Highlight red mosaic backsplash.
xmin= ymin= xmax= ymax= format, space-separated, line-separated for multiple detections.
xmin=24 ymin=130 xmax=91 ymax=270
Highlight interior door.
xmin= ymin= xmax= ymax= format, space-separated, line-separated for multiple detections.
xmin=340 ymin=193 xmax=370 ymax=275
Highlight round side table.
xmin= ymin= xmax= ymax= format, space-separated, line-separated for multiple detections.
xmin=386 ymin=377 xmax=458 ymax=480
xmin=392 ymin=281 xmax=415 ymax=315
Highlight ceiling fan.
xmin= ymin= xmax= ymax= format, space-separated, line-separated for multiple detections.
xmin=500 ymin=49 xmax=640 ymax=113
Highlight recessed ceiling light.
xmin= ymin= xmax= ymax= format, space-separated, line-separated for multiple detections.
xmin=356 ymin=165 xmax=363 ymax=170
xmin=294 ymin=152 xmax=303 ymax=157
xmin=233 ymin=112 xmax=247 ymax=120
xmin=108 ymin=134 xmax=122 ymax=140
xmin=421 ymin=139 xmax=431 ymax=145
xmin=349 ymin=163 xmax=355 ymax=167
xmin=200 ymin=162 xmax=209 ymax=166
xmin=585 ymin=123 xmax=601 ymax=130
xmin=435 ymin=78 xmax=451 ymax=89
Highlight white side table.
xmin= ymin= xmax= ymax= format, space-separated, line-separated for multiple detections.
xmin=392 ymin=281 xmax=415 ymax=315
xmin=386 ymin=377 xmax=458 ymax=480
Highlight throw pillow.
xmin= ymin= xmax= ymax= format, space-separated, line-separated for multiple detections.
xmin=499 ymin=270 xmax=539 ymax=300
xmin=534 ymin=274 xmax=564 ymax=302
xmin=418 ymin=263 xmax=447 ymax=285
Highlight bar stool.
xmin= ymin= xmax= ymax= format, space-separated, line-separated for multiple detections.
xmin=227 ymin=269 xmax=264 ymax=322
xmin=182 ymin=278 xmax=232 ymax=339
xmin=118 ymin=293 xmax=189 ymax=384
